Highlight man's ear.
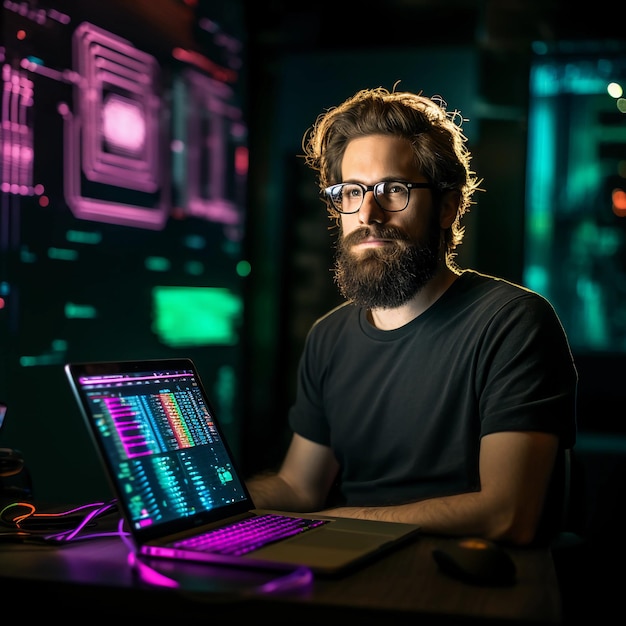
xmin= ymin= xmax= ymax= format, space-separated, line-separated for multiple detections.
xmin=439 ymin=190 xmax=461 ymax=229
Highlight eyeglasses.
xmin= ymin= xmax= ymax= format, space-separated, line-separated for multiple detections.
xmin=324 ymin=180 xmax=434 ymax=214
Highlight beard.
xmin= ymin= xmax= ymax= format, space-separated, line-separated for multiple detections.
xmin=333 ymin=221 xmax=441 ymax=309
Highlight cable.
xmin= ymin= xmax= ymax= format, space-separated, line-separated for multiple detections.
xmin=0 ymin=499 xmax=122 ymax=543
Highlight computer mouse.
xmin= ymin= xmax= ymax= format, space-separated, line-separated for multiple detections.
xmin=432 ymin=538 xmax=516 ymax=586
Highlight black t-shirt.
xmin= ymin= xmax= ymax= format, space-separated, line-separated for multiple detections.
xmin=288 ymin=269 xmax=578 ymax=507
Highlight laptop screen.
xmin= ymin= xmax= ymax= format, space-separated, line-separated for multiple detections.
xmin=66 ymin=359 xmax=251 ymax=537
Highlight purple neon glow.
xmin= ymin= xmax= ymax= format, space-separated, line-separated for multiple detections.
xmin=181 ymin=68 xmax=245 ymax=225
xmin=78 ymin=372 xmax=191 ymax=385
xmin=74 ymin=23 xmax=160 ymax=192
xmin=8 ymin=19 xmax=247 ymax=232
xmin=1 ymin=64 xmax=34 ymax=195
xmin=127 ymin=551 xmax=180 ymax=588
xmin=102 ymin=94 xmax=146 ymax=155
xmin=103 ymin=396 xmax=154 ymax=458
xmin=60 ymin=22 xmax=169 ymax=229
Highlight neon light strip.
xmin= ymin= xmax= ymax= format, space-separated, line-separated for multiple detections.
xmin=78 ymin=372 xmax=192 ymax=384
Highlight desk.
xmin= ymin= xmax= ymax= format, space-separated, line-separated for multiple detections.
xmin=0 ymin=523 xmax=561 ymax=625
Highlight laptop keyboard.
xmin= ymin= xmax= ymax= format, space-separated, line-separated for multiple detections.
xmin=173 ymin=513 xmax=329 ymax=556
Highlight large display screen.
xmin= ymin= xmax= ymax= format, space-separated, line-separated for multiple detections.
xmin=0 ymin=0 xmax=248 ymax=502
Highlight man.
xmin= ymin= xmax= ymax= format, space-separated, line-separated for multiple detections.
xmin=247 ymin=87 xmax=577 ymax=546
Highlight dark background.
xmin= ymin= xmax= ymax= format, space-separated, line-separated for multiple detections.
xmin=1 ymin=0 xmax=625 ymax=518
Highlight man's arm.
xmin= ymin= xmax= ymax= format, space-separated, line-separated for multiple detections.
xmin=320 ymin=431 xmax=560 ymax=546
xmin=247 ymin=433 xmax=340 ymax=512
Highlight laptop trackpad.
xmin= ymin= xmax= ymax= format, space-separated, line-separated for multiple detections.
xmin=248 ymin=528 xmax=390 ymax=571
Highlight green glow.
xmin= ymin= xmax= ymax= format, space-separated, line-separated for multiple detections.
xmin=66 ymin=230 xmax=102 ymax=244
xmin=524 ymin=95 xmax=555 ymax=295
xmin=145 ymin=256 xmax=171 ymax=272
xmin=525 ymin=266 xmax=548 ymax=295
xmin=214 ymin=365 xmax=236 ymax=425
xmin=20 ymin=354 xmax=61 ymax=366
xmin=51 ymin=339 xmax=68 ymax=351
xmin=48 ymin=247 xmax=78 ymax=261
xmin=19 ymin=339 xmax=68 ymax=367
xmin=65 ymin=303 xmax=97 ymax=319
xmin=236 ymin=260 xmax=251 ymax=277
xmin=152 ymin=286 xmax=242 ymax=347
xmin=575 ymin=278 xmax=608 ymax=348
xmin=19 ymin=246 xmax=36 ymax=263
xmin=526 ymin=46 xmax=626 ymax=352
xmin=184 ymin=261 xmax=205 ymax=276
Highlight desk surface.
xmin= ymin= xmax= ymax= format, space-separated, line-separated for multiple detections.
xmin=0 ymin=520 xmax=561 ymax=625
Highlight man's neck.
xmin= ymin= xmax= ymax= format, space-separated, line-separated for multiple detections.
xmin=368 ymin=265 xmax=460 ymax=330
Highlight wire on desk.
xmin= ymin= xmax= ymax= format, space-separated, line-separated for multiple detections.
xmin=0 ymin=499 xmax=124 ymax=543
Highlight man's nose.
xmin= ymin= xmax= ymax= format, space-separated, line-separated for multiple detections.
xmin=358 ymin=190 xmax=385 ymax=224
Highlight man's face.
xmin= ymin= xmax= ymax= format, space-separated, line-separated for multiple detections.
xmin=333 ymin=134 xmax=442 ymax=309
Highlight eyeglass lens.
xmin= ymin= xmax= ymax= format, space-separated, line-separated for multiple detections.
xmin=329 ymin=182 xmax=410 ymax=213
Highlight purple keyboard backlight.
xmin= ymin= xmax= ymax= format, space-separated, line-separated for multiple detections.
xmin=173 ymin=514 xmax=329 ymax=556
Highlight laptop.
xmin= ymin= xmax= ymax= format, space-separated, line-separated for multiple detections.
xmin=64 ymin=358 xmax=420 ymax=576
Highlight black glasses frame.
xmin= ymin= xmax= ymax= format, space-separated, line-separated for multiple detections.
xmin=324 ymin=181 xmax=434 ymax=214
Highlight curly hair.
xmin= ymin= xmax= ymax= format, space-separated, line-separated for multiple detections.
xmin=301 ymin=86 xmax=482 ymax=256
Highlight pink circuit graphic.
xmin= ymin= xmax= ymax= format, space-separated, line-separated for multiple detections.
xmin=3 ymin=19 xmax=246 ymax=232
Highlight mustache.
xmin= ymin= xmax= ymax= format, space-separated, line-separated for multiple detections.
xmin=341 ymin=225 xmax=410 ymax=246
